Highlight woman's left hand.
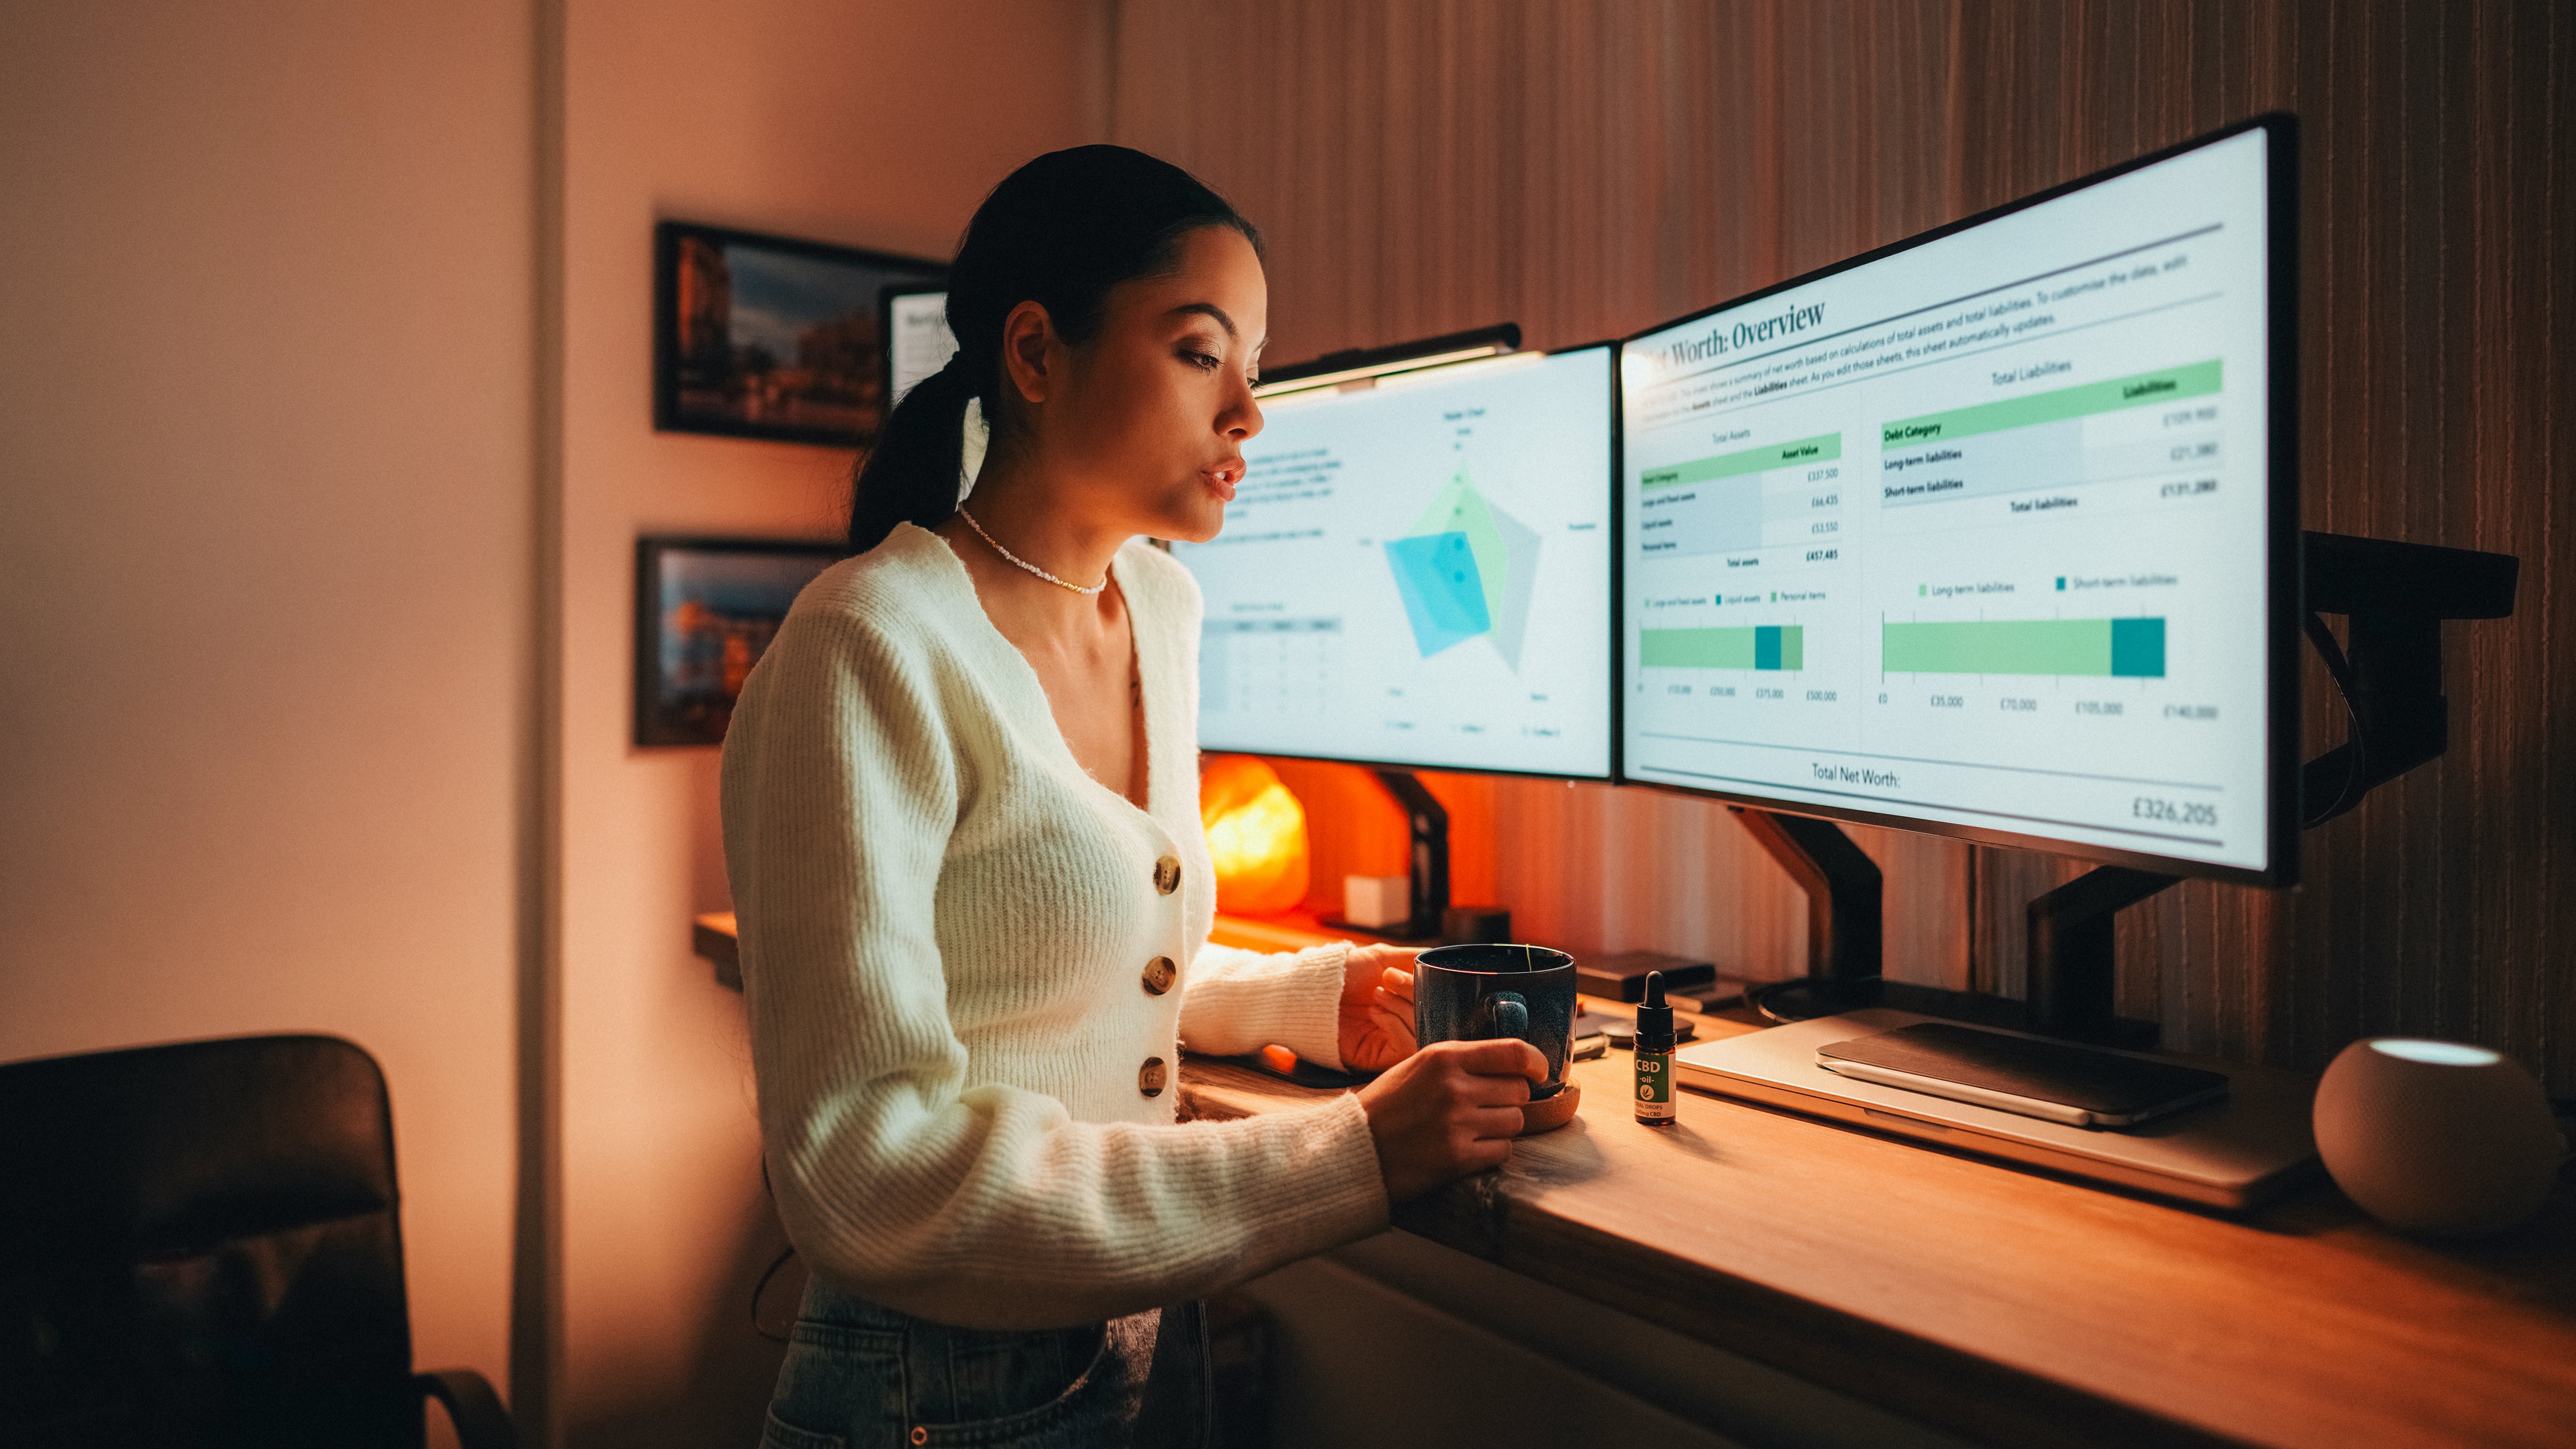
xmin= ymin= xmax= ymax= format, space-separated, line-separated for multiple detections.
xmin=1338 ymin=944 xmax=1419 ymax=1073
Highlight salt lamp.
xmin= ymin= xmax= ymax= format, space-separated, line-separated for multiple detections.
xmin=1200 ymin=754 xmax=1311 ymax=915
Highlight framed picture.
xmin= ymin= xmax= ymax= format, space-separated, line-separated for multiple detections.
xmin=654 ymin=221 xmax=945 ymax=448
xmin=635 ymin=536 xmax=844 ymax=747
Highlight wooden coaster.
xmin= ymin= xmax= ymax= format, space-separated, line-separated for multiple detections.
xmin=1520 ymin=1081 xmax=1581 ymax=1135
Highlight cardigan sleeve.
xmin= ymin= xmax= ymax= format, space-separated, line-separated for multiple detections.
xmin=720 ymin=597 xmax=1388 ymax=1330
xmin=1177 ymin=942 xmax=1352 ymax=1070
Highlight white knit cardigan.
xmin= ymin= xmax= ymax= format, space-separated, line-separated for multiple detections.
xmin=720 ymin=523 xmax=1390 ymax=1330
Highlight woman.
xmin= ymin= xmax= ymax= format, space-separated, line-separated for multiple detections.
xmin=721 ymin=146 xmax=1548 ymax=1449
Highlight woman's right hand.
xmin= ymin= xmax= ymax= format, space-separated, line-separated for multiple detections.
xmin=1354 ymin=1038 xmax=1550 ymax=1204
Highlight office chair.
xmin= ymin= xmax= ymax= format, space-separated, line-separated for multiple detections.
xmin=0 ymin=1033 xmax=517 ymax=1448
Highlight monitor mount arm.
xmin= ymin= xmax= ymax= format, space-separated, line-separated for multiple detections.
xmin=1742 ymin=530 xmax=2517 ymax=1045
xmin=1730 ymin=806 xmax=1882 ymax=997
xmin=2295 ymin=530 xmax=2518 ymax=825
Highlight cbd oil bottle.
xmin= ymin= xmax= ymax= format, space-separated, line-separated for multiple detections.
xmin=1634 ymin=970 xmax=1676 ymax=1127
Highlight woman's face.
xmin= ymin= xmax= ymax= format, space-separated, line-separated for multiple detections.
xmin=1010 ymin=224 xmax=1268 ymax=545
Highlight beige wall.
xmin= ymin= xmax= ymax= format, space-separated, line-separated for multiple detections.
xmin=553 ymin=2 xmax=1106 ymax=1441
xmin=0 ymin=0 xmax=535 ymax=1415
xmin=0 ymin=2 xmax=1110 ymax=1441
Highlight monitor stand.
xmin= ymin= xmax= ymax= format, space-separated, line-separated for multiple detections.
xmin=1731 ymin=807 xmax=2162 ymax=1047
xmin=1321 ymin=769 xmax=1450 ymax=942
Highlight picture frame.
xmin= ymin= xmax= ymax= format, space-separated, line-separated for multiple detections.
xmin=653 ymin=221 xmax=946 ymax=448
xmin=634 ymin=536 xmax=844 ymax=747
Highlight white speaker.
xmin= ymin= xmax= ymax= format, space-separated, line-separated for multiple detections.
xmin=2313 ymin=1038 xmax=2566 ymax=1236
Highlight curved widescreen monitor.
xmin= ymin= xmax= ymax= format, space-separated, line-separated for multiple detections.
xmin=1618 ymin=116 xmax=2296 ymax=883
xmin=1174 ymin=344 xmax=1616 ymax=780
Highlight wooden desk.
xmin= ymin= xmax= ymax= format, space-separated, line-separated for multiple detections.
xmin=693 ymin=912 xmax=2576 ymax=1447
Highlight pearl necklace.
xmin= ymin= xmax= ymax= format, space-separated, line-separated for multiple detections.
xmin=957 ymin=507 xmax=1107 ymax=596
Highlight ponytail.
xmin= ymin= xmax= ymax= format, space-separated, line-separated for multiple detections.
xmin=844 ymin=145 xmax=1260 ymax=558
xmin=846 ymin=354 xmax=976 ymax=555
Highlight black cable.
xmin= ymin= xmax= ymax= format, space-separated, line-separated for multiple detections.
xmin=750 ymin=1245 xmax=799 ymax=1344
xmin=1747 ymin=974 xmax=1883 ymax=1025
xmin=2301 ymin=610 xmax=2369 ymax=828
xmin=1747 ymin=978 xmax=1802 ymax=1024
xmin=2305 ymin=607 xmax=2358 ymax=695
xmin=750 ymin=1157 xmax=799 ymax=1344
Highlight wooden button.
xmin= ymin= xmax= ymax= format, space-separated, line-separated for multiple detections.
xmin=1142 ymin=955 xmax=1177 ymax=995
xmin=1153 ymin=855 xmax=1182 ymax=895
xmin=1138 ymin=1056 xmax=1168 ymax=1097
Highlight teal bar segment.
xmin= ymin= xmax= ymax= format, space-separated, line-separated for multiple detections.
xmin=1754 ymin=626 xmax=1782 ymax=670
xmin=1880 ymin=617 xmax=2167 ymax=677
xmin=2110 ymin=617 xmax=2167 ymax=677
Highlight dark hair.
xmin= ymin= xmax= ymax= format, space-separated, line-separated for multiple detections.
xmin=846 ymin=146 xmax=1263 ymax=555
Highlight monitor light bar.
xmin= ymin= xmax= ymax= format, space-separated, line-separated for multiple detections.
xmin=1255 ymin=344 xmax=1512 ymax=399
xmin=1251 ymin=323 xmax=1522 ymax=400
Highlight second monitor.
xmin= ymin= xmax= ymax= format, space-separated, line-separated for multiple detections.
xmin=1171 ymin=344 xmax=1616 ymax=780
xmin=1618 ymin=118 xmax=2293 ymax=883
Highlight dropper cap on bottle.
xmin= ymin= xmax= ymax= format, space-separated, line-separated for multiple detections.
xmin=1635 ymin=971 xmax=1675 ymax=1054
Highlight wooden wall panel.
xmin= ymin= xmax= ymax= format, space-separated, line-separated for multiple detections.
xmin=1123 ymin=0 xmax=2573 ymax=1088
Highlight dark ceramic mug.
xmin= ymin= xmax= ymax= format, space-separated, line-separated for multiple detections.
xmin=1412 ymin=944 xmax=1578 ymax=1101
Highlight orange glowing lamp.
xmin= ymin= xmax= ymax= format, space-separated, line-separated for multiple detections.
xmin=1199 ymin=755 xmax=1311 ymax=916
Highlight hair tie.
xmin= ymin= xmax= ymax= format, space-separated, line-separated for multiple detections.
xmin=958 ymin=394 xmax=989 ymax=503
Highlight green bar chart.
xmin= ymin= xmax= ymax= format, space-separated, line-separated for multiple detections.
xmin=1641 ymin=625 xmax=1806 ymax=670
xmin=1881 ymin=618 xmax=2164 ymax=677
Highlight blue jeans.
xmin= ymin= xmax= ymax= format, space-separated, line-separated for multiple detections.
xmin=759 ymin=1273 xmax=1212 ymax=1449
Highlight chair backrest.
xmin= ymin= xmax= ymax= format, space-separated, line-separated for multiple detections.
xmin=0 ymin=1033 xmax=422 ymax=1448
